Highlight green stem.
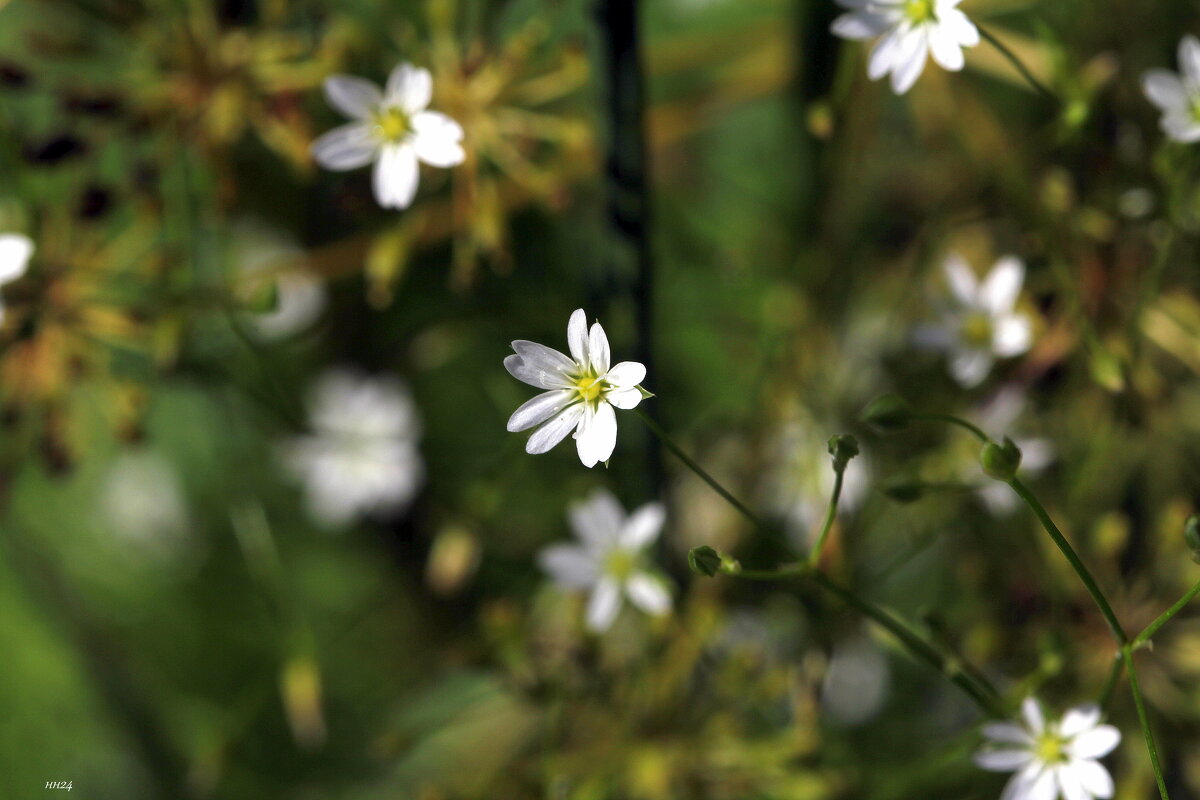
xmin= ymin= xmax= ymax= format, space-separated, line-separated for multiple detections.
xmin=1008 ymin=478 xmax=1127 ymax=644
xmin=1134 ymin=578 xmax=1200 ymax=649
xmin=807 ymin=469 xmax=845 ymax=568
xmin=1098 ymin=652 xmax=1125 ymax=712
xmin=977 ymin=25 xmax=1058 ymax=104
xmin=912 ymin=412 xmax=989 ymax=443
xmin=1124 ymin=648 xmax=1170 ymax=800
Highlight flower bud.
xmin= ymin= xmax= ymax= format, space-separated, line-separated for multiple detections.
xmin=688 ymin=546 xmax=723 ymax=577
xmin=980 ymin=437 xmax=1022 ymax=481
xmin=827 ymin=434 xmax=860 ymax=473
xmin=862 ymin=394 xmax=912 ymax=431
xmin=1185 ymin=515 xmax=1200 ymax=564
xmin=880 ymin=474 xmax=925 ymax=503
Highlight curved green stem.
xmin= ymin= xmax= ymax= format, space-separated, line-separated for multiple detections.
xmin=912 ymin=412 xmax=989 ymax=443
xmin=1125 ymin=648 xmax=1170 ymax=800
xmin=1134 ymin=578 xmax=1200 ymax=649
xmin=1007 ymin=478 xmax=1127 ymax=645
xmin=977 ymin=25 xmax=1058 ymax=104
xmin=807 ymin=469 xmax=845 ymax=567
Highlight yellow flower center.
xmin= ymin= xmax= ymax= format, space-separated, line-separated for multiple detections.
xmin=1034 ymin=732 xmax=1067 ymax=765
xmin=374 ymin=107 xmax=412 ymax=143
xmin=605 ymin=549 xmax=636 ymax=580
xmin=574 ymin=374 xmax=606 ymax=405
xmin=961 ymin=312 xmax=994 ymax=347
xmin=904 ymin=0 xmax=938 ymax=23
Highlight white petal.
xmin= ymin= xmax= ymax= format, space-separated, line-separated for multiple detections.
xmin=993 ymin=315 xmax=1032 ymax=357
xmin=373 ymin=144 xmax=419 ymax=209
xmin=950 ymin=349 xmax=993 ymax=387
xmin=890 ymin=30 xmax=929 ymax=94
xmin=1025 ymin=768 xmax=1058 ymax=800
xmin=511 ymin=341 xmax=576 ymax=382
xmin=525 ymin=404 xmax=585 ymax=455
xmin=619 ymin=503 xmax=665 ymax=549
xmin=1066 ymin=725 xmax=1120 ymax=760
xmin=831 ymin=11 xmax=893 ymax=40
xmin=981 ymin=256 xmax=1025 ymax=315
xmin=1162 ymin=113 xmax=1200 ymax=142
xmin=574 ymin=402 xmax=617 ymax=468
xmin=606 ymin=387 xmax=643 ymax=410
xmin=1056 ymin=764 xmax=1089 ymax=800
xmin=982 ymin=722 xmax=1035 ymax=746
xmin=567 ymin=309 xmax=589 ymax=365
xmin=929 ymin=28 xmax=965 ymax=71
xmin=1021 ymin=698 xmax=1046 ymax=735
xmin=1059 ymin=704 xmax=1102 ymax=738
xmin=588 ymin=322 xmax=611 ymax=374
xmin=310 ymin=122 xmax=378 ymax=171
xmin=569 ymin=489 xmax=626 ymax=545
xmin=944 ymin=253 xmax=978 ymax=305
xmin=412 ymin=111 xmax=465 ymax=167
xmin=1181 ymin=35 xmax=1200 ymax=91
xmin=323 ymin=75 xmax=382 ymax=120
xmin=1001 ymin=764 xmax=1043 ymax=800
xmin=0 ymin=234 xmax=34 ymax=284
xmin=973 ymin=749 xmax=1035 ymax=772
xmin=1072 ymin=759 xmax=1114 ymax=799
xmin=1142 ymin=70 xmax=1187 ymax=111
xmin=385 ymin=63 xmax=433 ymax=114
xmin=538 ymin=544 xmax=599 ymax=588
xmin=508 ymin=390 xmax=576 ymax=432
xmin=869 ymin=26 xmax=906 ymax=81
xmin=586 ymin=578 xmax=622 ymax=631
xmin=940 ymin=8 xmax=979 ymax=46
xmin=504 ymin=354 xmax=573 ymax=390
xmin=604 ymin=361 xmax=646 ymax=388
xmin=626 ymin=573 xmax=671 ymax=615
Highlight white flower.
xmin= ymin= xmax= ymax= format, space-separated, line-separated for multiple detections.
xmin=504 ymin=308 xmax=647 ymax=468
xmin=234 ymin=222 xmax=326 ymax=340
xmin=0 ymin=233 xmax=33 ymax=324
xmin=1142 ymin=35 xmax=1200 ymax=143
xmin=917 ymin=254 xmax=1033 ymax=388
xmin=538 ymin=489 xmax=671 ymax=632
xmin=283 ymin=369 xmax=424 ymax=527
xmin=975 ymin=698 xmax=1120 ymax=800
xmin=831 ymin=0 xmax=979 ymax=95
xmin=311 ymin=63 xmax=465 ymax=210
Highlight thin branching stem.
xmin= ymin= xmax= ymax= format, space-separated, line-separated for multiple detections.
xmin=912 ymin=412 xmax=989 ymax=443
xmin=1134 ymin=578 xmax=1200 ymax=649
xmin=977 ymin=26 xmax=1058 ymax=104
xmin=1125 ymin=648 xmax=1170 ymax=800
xmin=807 ymin=469 xmax=845 ymax=567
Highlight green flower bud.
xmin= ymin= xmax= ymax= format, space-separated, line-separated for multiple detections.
xmin=880 ymin=474 xmax=925 ymax=503
xmin=827 ymin=434 xmax=860 ymax=473
xmin=862 ymin=394 xmax=912 ymax=431
xmin=688 ymin=546 xmax=723 ymax=578
xmin=980 ymin=437 xmax=1022 ymax=481
xmin=1185 ymin=515 xmax=1200 ymax=564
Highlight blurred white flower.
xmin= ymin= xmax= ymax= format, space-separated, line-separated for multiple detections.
xmin=1142 ymin=35 xmax=1200 ymax=143
xmin=973 ymin=387 xmax=1055 ymax=514
xmin=538 ymin=489 xmax=671 ymax=632
xmin=311 ymin=63 xmax=465 ymax=210
xmin=504 ymin=308 xmax=647 ymax=468
xmin=831 ymin=0 xmax=979 ymax=95
xmin=917 ymin=255 xmax=1033 ymax=388
xmin=820 ymin=635 xmax=891 ymax=726
xmin=234 ymin=222 xmax=326 ymax=340
xmin=975 ymin=698 xmax=1120 ymax=800
xmin=102 ymin=451 xmax=190 ymax=558
xmin=0 ymin=233 xmax=33 ymax=324
xmin=284 ymin=370 xmax=424 ymax=527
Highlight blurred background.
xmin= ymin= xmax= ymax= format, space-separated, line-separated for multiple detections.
xmin=3 ymin=0 xmax=1200 ymax=797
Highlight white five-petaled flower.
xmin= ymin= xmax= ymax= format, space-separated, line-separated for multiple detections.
xmin=538 ymin=489 xmax=671 ymax=632
xmin=831 ymin=0 xmax=979 ymax=95
xmin=504 ymin=309 xmax=647 ymax=468
xmin=0 ymin=233 xmax=33 ymax=324
xmin=1142 ymin=35 xmax=1200 ymax=143
xmin=917 ymin=254 xmax=1033 ymax=388
xmin=283 ymin=370 xmax=424 ymax=527
xmin=311 ymin=63 xmax=465 ymax=210
xmin=975 ymin=698 xmax=1120 ymax=800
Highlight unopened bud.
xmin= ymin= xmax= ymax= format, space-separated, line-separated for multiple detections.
xmin=862 ymin=394 xmax=912 ymax=431
xmin=827 ymin=434 xmax=860 ymax=473
xmin=688 ymin=546 xmax=723 ymax=577
xmin=980 ymin=437 xmax=1022 ymax=481
xmin=1185 ymin=515 xmax=1200 ymax=564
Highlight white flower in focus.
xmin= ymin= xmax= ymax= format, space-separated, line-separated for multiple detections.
xmin=538 ymin=489 xmax=671 ymax=632
xmin=1143 ymin=36 xmax=1200 ymax=143
xmin=918 ymin=255 xmax=1033 ymax=388
xmin=831 ymin=0 xmax=979 ymax=95
xmin=284 ymin=370 xmax=424 ymax=527
xmin=311 ymin=63 xmax=465 ymax=210
xmin=975 ymin=698 xmax=1120 ymax=800
xmin=0 ymin=233 xmax=33 ymax=324
xmin=504 ymin=308 xmax=647 ymax=468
